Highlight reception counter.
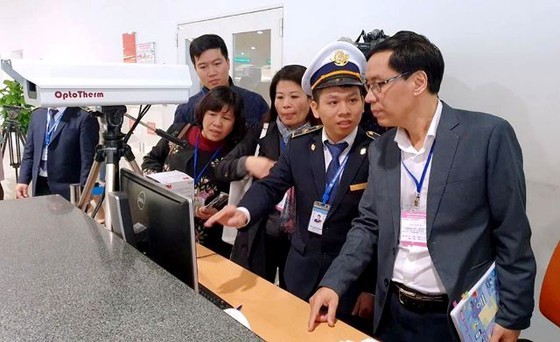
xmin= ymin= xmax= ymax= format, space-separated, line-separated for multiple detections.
xmin=0 ymin=195 xmax=257 ymax=341
xmin=197 ymin=244 xmax=373 ymax=341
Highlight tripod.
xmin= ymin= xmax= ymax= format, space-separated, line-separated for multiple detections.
xmin=77 ymin=106 xmax=144 ymax=230
xmin=76 ymin=105 xmax=187 ymax=231
xmin=0 ymin=118 xmax=27 ymax=180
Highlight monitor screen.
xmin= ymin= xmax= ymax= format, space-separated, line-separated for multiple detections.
xmin=120 ymin=168 xmax=198 ymax=291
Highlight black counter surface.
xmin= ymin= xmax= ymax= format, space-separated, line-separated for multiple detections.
xmin=0 ymin=195 xmax=258 ymax=341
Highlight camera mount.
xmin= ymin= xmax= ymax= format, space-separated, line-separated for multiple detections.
xmin=1 ymin=59 xmax=191 ymax=107
xmin=355 ymin=29 xmax=388 ymax=56
xmin=354 ymin=29 xmax=389 ymax=136
xmin=0 ymin=106 xmax=27 ymax=180
xmin=1 ymin=59 xmax=192 ymax=230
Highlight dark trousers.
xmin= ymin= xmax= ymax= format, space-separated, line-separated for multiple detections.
xmin=338 ymin=311 xmax=375 ymax=337
xmin=264 ymin=233 xmax=290 ymax=289
xmin=377 ymin=289 xmax=455 ymax=342
xmin=35 ymin=176 xmax=52 ymax=197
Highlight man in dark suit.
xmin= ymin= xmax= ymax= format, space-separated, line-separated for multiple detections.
xmin=308 ymin=31 xmax=536 ymax=342
xmin=206 ymin=41 xmax=378 ymax=332
xmin=16 ymin=107 xmax=99 ymax=201
xmin=173 ymin=34 xmax=269 ymax=129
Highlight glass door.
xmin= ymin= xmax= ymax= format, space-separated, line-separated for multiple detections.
xmin=177 ymin=7 xmax=283 ymax=105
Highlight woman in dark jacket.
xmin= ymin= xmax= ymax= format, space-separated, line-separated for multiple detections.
xmin=215 ymin=65 xmax=318 ymax=287
xmin=142 ymin=86 xmax=245 ymax=257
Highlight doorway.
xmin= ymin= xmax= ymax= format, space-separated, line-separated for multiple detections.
xmin=177 ymin=7 xmax=283 ymax=105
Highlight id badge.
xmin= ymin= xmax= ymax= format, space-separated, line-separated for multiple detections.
xmin=400 ymin=208 xmax=427 ymax=247
xmin=193 ymin=189 xmax=209 ymax=212
xmin=275 ymin=190 xmax=289 ymax=212
xmin=308 ymin=201 xmax=329 ymax=235
xmin=193 ymin=195 xmax=204 ymax=212
xmin=41 ymin=146 xmax=48 ymax=161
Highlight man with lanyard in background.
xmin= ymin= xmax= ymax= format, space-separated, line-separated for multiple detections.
xmin=16 ymin=107 xmax=99 ymax=201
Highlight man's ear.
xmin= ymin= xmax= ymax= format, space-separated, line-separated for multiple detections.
xmin=412 ymin=71 xmax=429 ymax=96
xmin=310 ymin=100 xmax=321 ymax=119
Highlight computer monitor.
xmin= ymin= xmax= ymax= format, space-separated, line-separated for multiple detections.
xmin=108 ymin=191 xmax=138 ymax=247
xmin=119 ymin=168 xmax=198 ymax=292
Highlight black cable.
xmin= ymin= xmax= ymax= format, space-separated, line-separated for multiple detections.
xmin=91 ymin=190 xmax=105 ymax=219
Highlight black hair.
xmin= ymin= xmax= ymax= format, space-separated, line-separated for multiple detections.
xmin=194 ymin=86 xmax=245 ymax=143
xmin=189 ymin=34 xmax=229 ymax=65
xmin=266 ymin=64 xmax=318 ymax=125
xmin=367 ymin=31 xmax=445 ymax=94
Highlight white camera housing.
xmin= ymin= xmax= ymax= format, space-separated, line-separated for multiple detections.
xmin=1 ymin=59 xmax=192 ymax=107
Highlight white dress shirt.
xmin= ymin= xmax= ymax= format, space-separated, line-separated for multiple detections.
xmin=391 ymin=100 xmax=447 ymax=295
xmin=321 ymin=126 xmax=357 ymax=174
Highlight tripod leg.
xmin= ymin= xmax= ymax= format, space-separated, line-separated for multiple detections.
xmin=17 ymin=131 xmax=26 ymax=178
xmin=6 ymin=131 xmax=19 ymax=180
xmin=129 ymin=160 xmax=142 ymax=175
xmin=0 ymin=127 xmax=25 ymax=181
xmin=77 ymin=145 xmax=105 ymax=210
xmin=103 ymin=156 xmax=121 ymax=231
xmin=122 ymin=143 xmax=142 ymax=174
xmin=17 ymin=131 xmax=26 ymax=146
xmin=13 ymin=131 xmax=23 ymax=181
xmin=1 ymin=131 xmax=7 ymax=155
xmin=78 ymin=160 xmax=102 ymax=211
xmin=0 ymin=131 xmax=8 ymax=176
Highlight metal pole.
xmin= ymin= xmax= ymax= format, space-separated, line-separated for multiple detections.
xmin=69 ymin=184 xmax=82 ymax=205
xmin=104 ymin=162 xmax=117 ymax=230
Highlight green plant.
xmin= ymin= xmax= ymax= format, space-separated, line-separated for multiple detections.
xmin=0 ymin=79 xmax=35 ymax=132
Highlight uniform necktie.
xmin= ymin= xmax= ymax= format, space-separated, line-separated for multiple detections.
xmin=325 ymin=141 xmax=348 ymax=203
xmin=325 ymin=141 xmax=348 ymax=183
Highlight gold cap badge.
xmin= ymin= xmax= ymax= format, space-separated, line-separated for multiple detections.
xmin=332 ymin=50 xmax=349 ymax=66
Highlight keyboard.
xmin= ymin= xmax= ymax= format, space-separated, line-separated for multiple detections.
xmin=199 ymin=284 xmax=233 ymax=310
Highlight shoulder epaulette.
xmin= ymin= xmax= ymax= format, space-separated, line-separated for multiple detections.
xmin=366 ymin=130 xmax=381 ymax=140
xmin=291 ymin=125 xmax=323 ymax=139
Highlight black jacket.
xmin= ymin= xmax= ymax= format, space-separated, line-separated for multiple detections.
xmin=215 ymin=121 xmax=283 ymax=277
xmin=237 ymin=126 xmax=377 ymax=314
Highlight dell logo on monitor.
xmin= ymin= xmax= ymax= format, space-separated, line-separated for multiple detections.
xmin=137 ymin=191 xmax=146 ymax=211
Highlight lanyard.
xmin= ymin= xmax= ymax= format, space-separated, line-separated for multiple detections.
xmin=279 ymin=137 xmax=287 ymax=151
xmin=193 ymin=132 xmax=222 ymax=184
xmin=401 ymin=141 xmax=435 ymax=207
xmin=321 ymin=155 xmax=349 ymax=204
xmin=44 ymin=114 xmax=62 ymax=146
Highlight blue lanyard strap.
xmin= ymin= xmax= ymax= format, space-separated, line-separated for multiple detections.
xmin=193 ymin=132 xmax=222 ymax=184
xmin=279 ymin=137 xmax=287 ymax=151
xmin=401 ymin=141 xmax=436 ymax=206
xmin=321 ymin=155 xmax=349 ymax=204
xmin=45 ymin=115 xmax=62 ymax=146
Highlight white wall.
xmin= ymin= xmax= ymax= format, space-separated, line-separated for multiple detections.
xmin=1 ymin=1 xmax=559 ymax=339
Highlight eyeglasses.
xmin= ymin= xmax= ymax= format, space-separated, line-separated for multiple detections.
xmin=364 ymin=72 xmax=411 ymax=94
